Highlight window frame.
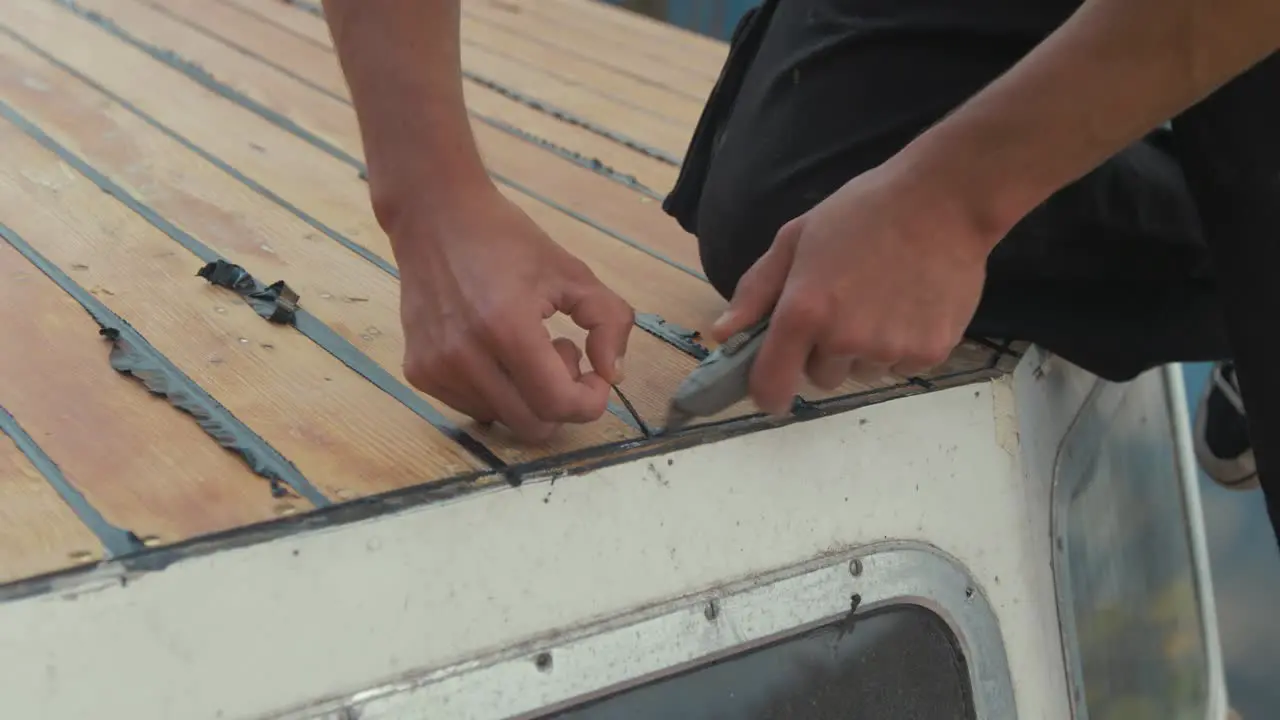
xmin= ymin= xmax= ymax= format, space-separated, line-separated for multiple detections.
xmin=1049 ymin=364 xmax=1227 ymax=720
xmin=333 ymin=543 xmax=1018 ymax=720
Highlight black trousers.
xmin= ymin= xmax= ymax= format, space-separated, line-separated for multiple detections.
xmin=663 ymin=0 xmax=1280 ymax=544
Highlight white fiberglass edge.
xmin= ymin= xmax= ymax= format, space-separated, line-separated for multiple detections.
xmin=0 ymin=376 xmax=1072 ymax=720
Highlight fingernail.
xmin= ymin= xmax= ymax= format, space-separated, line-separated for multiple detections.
xmin=712 ymin=310 xmax=735 ymax=331
xmin=614 ymin=356 xmax=626 ymax=382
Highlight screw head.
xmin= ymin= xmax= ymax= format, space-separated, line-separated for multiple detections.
xmin=848 ymin=558 xmax=863 ymax=577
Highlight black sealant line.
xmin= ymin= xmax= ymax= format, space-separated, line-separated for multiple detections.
xmin=0 ymin=223 xmax=331 ymax=507
xmin=51 ymin=0 xmax=707 ymax=288
xmin=215 ymin=0 xmax=333 ymax=53
xmin=0 ymin=405 xmax=144 ymax=558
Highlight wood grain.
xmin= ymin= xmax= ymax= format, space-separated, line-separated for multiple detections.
xmin=87 ymin=0 xmax=704 ymax=285
xmin=474 ymin=0 xmax=731 ymax=75
xmin=0 ymin=239 xmax=302 ymax=571
xmin=0 ymin=421 xmax=104 ymax=584
xmin=0 ymin=26 xmax=644 ymax=459
xmin=0 ymin=104 xmax=494 ymax=501
xmin=151 ymin=0 xmax=682 ymax=193
xmin=218 ymin=0 xmax=697 ymax=158
xmin=461 ymin=0 xmax=722 ymax=98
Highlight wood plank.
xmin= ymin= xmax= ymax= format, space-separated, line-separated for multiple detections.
xmin=0 ymin=97 xmax=495 ymax=502
xmin=456 ymin=14 xmax=707 ymax=126
xmin=0 ymin=420 xmax=104 ymax=584
xmin=0 ymin=240 xmax=301 ymax=568
xmin=0 ymin=21 xmax=641 ymax=457
xmin=151 ymin=0 xmax=682 ymax=193
xmin=534 ymin=0 xmax=732 ymax=66
xmin=96 ymin=0 xmax=701 ymax=280
xmin=461 ymin=0 xmax=721 ymax=97
xmin=218 ymin=0 xmax=696 ymax=158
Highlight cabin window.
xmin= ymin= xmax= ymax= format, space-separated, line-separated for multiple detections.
xmin=541 ymin=603 xmax=976 ymax=720
xmin=1055 ymin=376 xmax=1213 ymax=719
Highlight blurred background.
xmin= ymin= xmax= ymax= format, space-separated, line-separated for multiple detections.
xmin=602 ymin=2 xmax=1280 ymax=715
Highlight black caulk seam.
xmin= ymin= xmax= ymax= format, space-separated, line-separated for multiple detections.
xmin=0 ymin=23 xmax=396 ymax=277
xmin=0 ymin=223 xmax=329 ymax=506
xmin=45 ymin=5 xmax=706 ymax=285
xmin=460 ymin=9 xmax=707 ymax=104
xmin=265 ymin=0 xmax=683 ymax=165
xmin=0 ymin=93 xmax=505 ymax=469
xmin=0 ymin=405 xmax=143 ymax=557
xmin=611 ymin=386 xmax=651 ymax=437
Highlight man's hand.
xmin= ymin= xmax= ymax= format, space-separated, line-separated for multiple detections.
xmin=392 ymin=185 xmax=633 ymax=442
xmin=711 ymin=165 xmax=993 ymax=416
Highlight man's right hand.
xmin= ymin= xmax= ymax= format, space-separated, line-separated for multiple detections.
xmin=388 ymin=184 xmax=634 ymax=443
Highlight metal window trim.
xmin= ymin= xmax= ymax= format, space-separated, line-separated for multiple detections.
xmin=1048 ymin=365 xmax=1227 ymax=720
xmin=288 ymin=542 xmax=1018 ymax=720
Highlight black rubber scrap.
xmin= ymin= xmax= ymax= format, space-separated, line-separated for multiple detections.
xmin=197 ymin=259 xmax=300 ymax=325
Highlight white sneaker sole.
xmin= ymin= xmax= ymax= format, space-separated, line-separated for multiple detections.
xmin=1192 ymin=367 xmax=1259 ymax=491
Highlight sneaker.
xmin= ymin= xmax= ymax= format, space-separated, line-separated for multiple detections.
xmin=1193 ymin=361 xmax=1258 ymax=490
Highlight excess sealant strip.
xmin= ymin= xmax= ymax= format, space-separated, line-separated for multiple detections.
xmin=0 ymin=405 xmax=143 ymax=557
xmin=0 ymin=223 xmax=330 ymax=507
xmin=0 ymin=93 xmax=508 ymax=470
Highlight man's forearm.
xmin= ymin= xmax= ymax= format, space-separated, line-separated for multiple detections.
xmin=893 ymin=0 xmax=1280 ymax=244
xmin=321 ymin=0 xmax=490 ymax=230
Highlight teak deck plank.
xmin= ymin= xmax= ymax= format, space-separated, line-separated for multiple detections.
xmin=0 ymin=97 xmax=489 ymax=503
xmin=0 ymin=424 xmax=103 ymax=584
xmin=150 ymin=0 xmax=682 ymax=193
xmin=461 ymin=0 xmax=721 ymax=100
xmin=496 ymin=0 xmax=731 ymax=79
xmin=217 ymin=0 xmax=697 ymax=159
xmin=456 ymin=14 xmax=708 ymax=127
xmin=0 ymin=241 xmax=297 ymax=559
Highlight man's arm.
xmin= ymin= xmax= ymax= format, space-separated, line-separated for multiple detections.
xmin=322 ymin=0 xmax=486 ymax=230
xmin=717 ymin=0 xmax=1280 ymax=415
xmin=320 ymin=0 xmax=633 ymax=442
xmin=894 ymin=0 xmax=1280 ymax=239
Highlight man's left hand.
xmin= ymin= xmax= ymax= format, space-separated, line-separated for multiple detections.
xmin=710 ymin=164 xmax=998 ymax=416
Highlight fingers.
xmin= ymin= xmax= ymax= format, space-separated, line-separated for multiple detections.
xmin=805 ymin=349 xmax=852 ymax=391
xmin=560 ymin=278 xmax=633 ymax=385
xmin=487 ymin=310 xmax=612 ymax=425
xmin=750 ymin=290 xmax=821 ymax=416
xmin=711 ymin=220 xmax=802 ymax=342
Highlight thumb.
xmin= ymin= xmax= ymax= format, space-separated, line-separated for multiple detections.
xmin=561 ymin=277 xmax=634 ymax=386
xmin=711 ymin=219 xmax=801 ymax=342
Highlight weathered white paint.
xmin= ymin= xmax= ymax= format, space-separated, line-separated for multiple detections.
xmin=0 ymin=351 xmax=1222 ymax=720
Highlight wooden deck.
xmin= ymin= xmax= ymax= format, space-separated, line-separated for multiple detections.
xmin=0 ymin=0 xmax=1018 ymax=586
